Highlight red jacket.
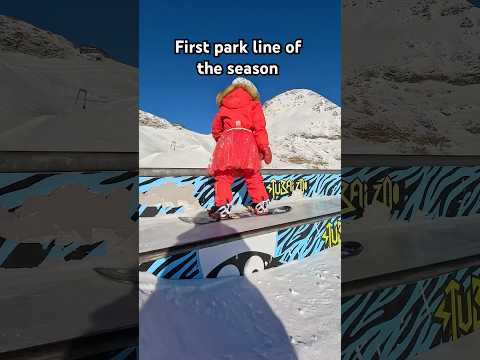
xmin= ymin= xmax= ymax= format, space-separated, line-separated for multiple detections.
xmin=209 ymin=86 xmax=269 ymax=174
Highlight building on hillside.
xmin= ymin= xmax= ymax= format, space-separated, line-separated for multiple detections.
xmin=78 ymin=45 xmax=109 ymax=61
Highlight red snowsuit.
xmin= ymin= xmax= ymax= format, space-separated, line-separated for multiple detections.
xmin=209 ymin=85 xmax=270 ymax=206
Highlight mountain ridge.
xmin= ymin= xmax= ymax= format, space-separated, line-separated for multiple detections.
xmin=140 ymin=88 xmax=341 ymax=169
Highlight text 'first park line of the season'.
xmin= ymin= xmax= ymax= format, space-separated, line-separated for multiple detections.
xmin=174 ymin=39 xmax=304 ymax=57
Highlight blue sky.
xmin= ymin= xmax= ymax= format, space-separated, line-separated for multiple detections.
xmin=1 ymin=1 xmax=138 ymax=66
xmin=140 ymin=0 xmax=340 ymax=134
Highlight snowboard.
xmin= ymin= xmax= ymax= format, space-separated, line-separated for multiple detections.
xmin=179 ymin=205 xmax=292 ymax=225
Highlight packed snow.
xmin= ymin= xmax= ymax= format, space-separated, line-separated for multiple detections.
xmin=343 ymin=0 xmax=480 ymax=155
xmin=0 ymin=15 xmax=137 ymax=152
xmin=139 ymin=245 xmax=340 ymax=360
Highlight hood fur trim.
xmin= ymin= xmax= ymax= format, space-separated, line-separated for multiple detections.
xmin=216 ymin=83 xmax=259 ymax=107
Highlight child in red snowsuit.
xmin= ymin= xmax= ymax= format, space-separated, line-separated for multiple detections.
xmin=208 ymin=77 xmax=272 ymax=219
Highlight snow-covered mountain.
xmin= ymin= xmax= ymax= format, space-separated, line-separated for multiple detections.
xmin=140 ymin=110 xmax=215 ymax=168
xmin=139 ymin=89 xmax=340 ymax=169
xmin=343 ymin=0 xmax=480 ymax=155
xmin=264 ymin=89 xmax=340 ymax=169
xmin=0 ymin=15 xmax=77 ymax=58
xmin=0 ymin=15 xmax=137 ymax=152
xmin=139 ymin=111 xmax=173 ymax=129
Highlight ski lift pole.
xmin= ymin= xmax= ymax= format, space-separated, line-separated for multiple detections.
xmin=75 ymin=88 xmax=88 ymax=109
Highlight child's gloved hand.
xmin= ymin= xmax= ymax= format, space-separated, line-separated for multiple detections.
xmin=260 ymin=145 xmax=272 ymax=164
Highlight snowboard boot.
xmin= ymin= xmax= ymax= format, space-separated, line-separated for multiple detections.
xmin=248 ymin=199 xmax=270 ymax=216
xmin=208 ymin=203 xmax=232 ymax=220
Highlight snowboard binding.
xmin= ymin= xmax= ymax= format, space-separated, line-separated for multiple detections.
xmin=208 ymin=203 xmax=232 ymax=220
xmin=247 ymin=199 xmax=270 ymax=216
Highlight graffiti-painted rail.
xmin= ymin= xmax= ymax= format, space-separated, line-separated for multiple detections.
xmin=0 ymin=151 xmax=138 ymax=359
xmin=139 ymin=168 xmax=341 ymax=279
xmin=341 ymin=156 xmax=480 ymax=360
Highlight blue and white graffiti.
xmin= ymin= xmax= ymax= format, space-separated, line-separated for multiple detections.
xmin=342 ymin=265 xmax=480 ymax=360
xmin=342 ymin=166 xmax=480 ymax=221
xmin=0 ymin=171 xmax=137 ymax=268
xmin=342 ymin=166 xmax=480 ymax=359
xmin=139 ymin=173 xmax=341 ymax=218
xmin=140 ymin=215 xmax=341 ymax=279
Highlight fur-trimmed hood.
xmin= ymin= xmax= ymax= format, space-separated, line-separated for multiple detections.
xmin=216 ymin=81 xmax=259 ymax=107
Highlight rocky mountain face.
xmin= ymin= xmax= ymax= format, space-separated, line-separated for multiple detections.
xmin=0 ymin=15 xmax=77 ymax=58
xmin=139 ymin=110 xmax=174 ymax=129
xmin=343 ymin=0 xmax=480 ymax=155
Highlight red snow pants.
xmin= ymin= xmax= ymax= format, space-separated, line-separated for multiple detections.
xmin=214 ymin=169 xmax=269 ymax=206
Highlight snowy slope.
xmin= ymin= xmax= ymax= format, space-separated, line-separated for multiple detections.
xmin=139 ymin=111 xmax=215 ymax=168
xmin=139 ymin=245 xmax=340 ymax=360
xmin=139 ymin=89 xmax=340 ymax=169
xmin=343 ymin=0 xmax=480 ymax=155
xmin=0 ymin=15 xmax=137 ymax=152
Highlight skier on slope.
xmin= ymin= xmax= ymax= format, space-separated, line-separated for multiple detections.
xmin=208 ymin=77 xmax=273 ymax=220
